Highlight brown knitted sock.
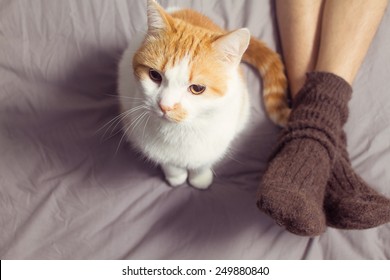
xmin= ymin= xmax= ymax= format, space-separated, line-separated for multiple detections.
xmin=325 ymin=132 xmax=390 ymax=229
xmin=257 ymin=72 xmax=352 ymax=236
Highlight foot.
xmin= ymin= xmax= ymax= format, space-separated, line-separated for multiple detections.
xmin=257 ymin=139 xmax=330 ymax=236
xmin=188 ymin=168 xmax=213 ymax=190
xmin=256 ymin=72 xmax=352 ymax=236
xmin=161 ymin=164 xmax=188 ymax=187
xmin=325 ymin=143 xmax=390 ymax=229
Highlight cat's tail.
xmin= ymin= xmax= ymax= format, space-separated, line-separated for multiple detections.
xmin=242 ymin=37 xmax=291 ymax=127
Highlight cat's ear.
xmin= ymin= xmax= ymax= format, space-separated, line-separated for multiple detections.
xmin=213 ymin=28 xmax=251 ymax=65
xmin=147 ymin=0 xmax=173 ymax=34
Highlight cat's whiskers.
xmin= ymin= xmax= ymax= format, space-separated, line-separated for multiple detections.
xmin=142 ymin=115 xmax=151 ymax=144
xmin=104 ymin=93 xmax=144 ymax=100
xmin=225 ymin=152 xmax=245 ymax=165
xmin=98 ymin=110 xmax=131 ymax=135
xmin=103 ymin=93 xmax=145 ymax=105
xmin=116 ymin=111 xmax=150 ymax=154
xmin=129 ymin=111 xmax=149 ymax=136
xmin=98 ymin=105 xmax=148 ymax=142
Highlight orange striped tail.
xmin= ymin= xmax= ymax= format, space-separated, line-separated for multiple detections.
xmin=242 ymin=37 xmax=290 ymax=127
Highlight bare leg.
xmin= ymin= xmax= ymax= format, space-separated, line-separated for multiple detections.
xmin=316 ymin=0 xmax=388 ymax=84
xmin=277 ymin=0 xmax=388 ymax=94
xmin=276 ymin=0 xmax=324 ymax=98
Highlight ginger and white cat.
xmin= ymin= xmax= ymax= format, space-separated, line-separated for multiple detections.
xmin=118 ymin=0 xmax=289 ymax=189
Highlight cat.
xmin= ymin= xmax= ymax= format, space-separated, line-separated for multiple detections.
xmin=117 ymin=0 xmax=290 ymax=189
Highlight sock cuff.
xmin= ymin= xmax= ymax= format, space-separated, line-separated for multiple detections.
xmin=290 ymin=71 xmax=353 ymax=128
xmin=297 ymin=72 xmax=352 ymax=105
xmin=306 ymin=72 xmax=352 ymax=92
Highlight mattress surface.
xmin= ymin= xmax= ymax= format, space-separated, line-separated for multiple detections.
xmin=1 ymin=0 xmax=389 ymax=259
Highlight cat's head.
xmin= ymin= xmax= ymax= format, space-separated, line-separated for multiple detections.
xmin=132 ymin=0 xmax=250 ymax=123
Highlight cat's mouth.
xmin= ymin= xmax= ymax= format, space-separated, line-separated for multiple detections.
xmin=152 ymin=109 xmax=179 ymax=123
xmin=155 ymin=107 xmax=188 ymax=123
xmin=161 ymin=113 xmax=183 ymax=123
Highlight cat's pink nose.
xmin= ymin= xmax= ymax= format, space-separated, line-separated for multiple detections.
xmin=159 ymin=103 xmax=179 ymax=113
xmin=159 ymin=103 xmax=171 ymax=113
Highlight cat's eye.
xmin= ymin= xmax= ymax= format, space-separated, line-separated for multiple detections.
xmin=149 ymin=69 xmax=162 ymax=83
xmin=189 ymin=84 xmax=206 ymax=95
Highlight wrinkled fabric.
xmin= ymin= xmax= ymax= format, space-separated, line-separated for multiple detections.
xmin=0 ymin=0 xmax=389 ymax=259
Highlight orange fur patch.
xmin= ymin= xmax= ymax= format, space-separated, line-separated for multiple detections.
xmin=133 ymin=9 xmax=229 ymax=97
xmin=243 ymin=37 xmax=290 ymax=126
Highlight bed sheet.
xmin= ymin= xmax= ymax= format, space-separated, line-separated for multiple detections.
xmin=1 ymin=0 xmax=389 ymax=259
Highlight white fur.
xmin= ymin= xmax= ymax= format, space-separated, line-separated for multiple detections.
xmin=213 ymin=28 xmax=251 ymax=65
xmin=159 ymin=56 xmax=191 ymax=110
xmin=118 ymin=32 xmax=250 ymax=190
xmin=147 ymin=0 xmax=166 ymax=33
xmin=165 ymin=7 xmax=182 ymax=14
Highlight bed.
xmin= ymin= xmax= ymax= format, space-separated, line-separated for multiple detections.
xmin=1 ymin=0 xmax=389 ymax=260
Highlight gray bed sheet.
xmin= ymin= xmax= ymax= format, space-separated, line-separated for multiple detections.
xmin=1 ymin=0 xmax=389 ymax=259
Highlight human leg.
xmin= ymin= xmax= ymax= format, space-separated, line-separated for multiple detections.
xmin=315 ymin=0 xmax=388 ymax=84
xmin=257 ymin=0 xmax=347 ymax=236
xmin=257 ymin=0 xmax=390 ymax=235
xmin=315 ymin=0 xmax=390 ymax=229
xmin=275 ymin=0 xmax=323 ymax=98
xmin=325 ymin=130 xmax=390 ymax=229
xmin=276 ymin=0 xmax=388 ymax=92
xmin=257 ymin=72 xmax=351 ymax=236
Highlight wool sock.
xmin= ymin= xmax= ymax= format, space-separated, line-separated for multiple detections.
xmin=256 ymin=72 xmax=352 ymax=236
xmin=324 ymin=132 xmax=390 ymax=229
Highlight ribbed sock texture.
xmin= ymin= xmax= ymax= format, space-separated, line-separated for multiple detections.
xmin=325 ymin=132 xmax=390 ymax=229
xmin=257 ymin=72 xmax=352 ymax=236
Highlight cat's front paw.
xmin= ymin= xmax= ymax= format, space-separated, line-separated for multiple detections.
xmin=161 ymin=164 xmax=188 ymax=187
xmin=165 ymin=173 xmax=188 ymax=187
xmin=188 ymin=168 xmax=213 ymax=190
